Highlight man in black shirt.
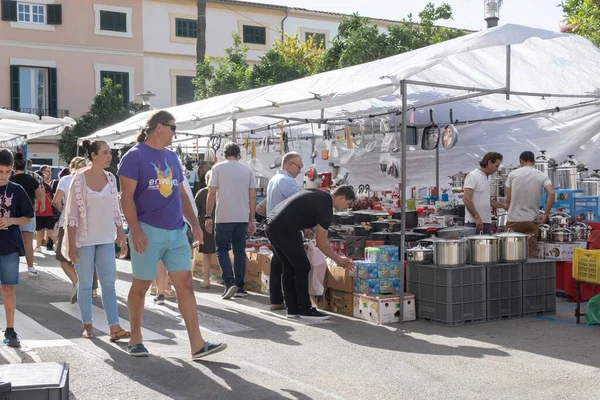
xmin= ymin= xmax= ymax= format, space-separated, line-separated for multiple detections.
xmin=265 ymin=185 xmax=356 ymax=320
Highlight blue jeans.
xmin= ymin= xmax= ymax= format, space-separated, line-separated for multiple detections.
xmin=75 ymin=243 xmax=119 ymax=326
xmin=215 ymin=223 xmax=247 ymax=288
xmin=465 ymin=222 xmax=492 ymax=235
xmin=0 ymin=252 xmax=20 ymax=286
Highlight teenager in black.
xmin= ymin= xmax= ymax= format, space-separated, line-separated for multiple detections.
xmin=265 ymin=185 xmax=356 ymax=320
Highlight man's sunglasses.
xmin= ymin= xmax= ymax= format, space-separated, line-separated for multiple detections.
xmin=163 ymin=123 xmax=177 ymax=132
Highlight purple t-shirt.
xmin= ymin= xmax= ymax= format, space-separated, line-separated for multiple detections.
xmin=117 ymin=143 xmax=184 ymax=230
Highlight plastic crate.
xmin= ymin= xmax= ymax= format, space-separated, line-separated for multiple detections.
xmin=486 ymin=263 xmax=523 ymax=321
xmin=407 ymin=263 xmax=486 ymax=326
xmin=522 ymin=259 xmax=556 ymax=316
xmin=572 ymin=248 xmax=600 ymax=284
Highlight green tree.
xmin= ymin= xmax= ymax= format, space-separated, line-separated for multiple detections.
xmin=318 ymin=2 xmax=466 ymax=72
xmin=250 ymin=32 xmax=325 ymax=87
xmin=194 ymin=34 xmax=252 ymax=99
xmin=561 ymin=0 xmax=600 ymax=47
xmin=57 ymin=79 xmax=143 ymax=162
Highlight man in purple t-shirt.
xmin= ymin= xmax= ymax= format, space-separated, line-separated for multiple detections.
xmin=117 ymin=111 xmax=226 ymax=360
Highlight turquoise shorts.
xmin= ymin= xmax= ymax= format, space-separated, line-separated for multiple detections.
xmin=129 ymin=222 xmax=192 ymax=281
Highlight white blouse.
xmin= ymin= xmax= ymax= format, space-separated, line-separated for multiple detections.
xmin=81 ymin=183 xmax=117 ymax=247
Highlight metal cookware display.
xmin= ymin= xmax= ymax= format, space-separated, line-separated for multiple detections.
xmin=578 ymin=169 xmax=600 ymax=196
xmin=555 ymin=154 xmax=585 ymax=190
xmin=352 ymin=211 xmax=373 ymax=224
xmin=465 ymin=233 xmax=499 ymax=265
xmin=369 ymin=232 xmax=389 ymax=241
xmin=495 ymin=230 xmax=531 ymax=262
xmin=333 ymin=212 xmax=355 ymax=226
xmin=432 ymin=239 xmax=467 ymax=267
xmin=437 ymin=225 xmax=476 ymax=240
xmin=449 ymin=172 xmax=468 ymax=189
xmin=551 ymin=228 xmax=573 ymax=243
xmin=569 ymin=222 xmax=592 ymax=241
xmin=442 ymin=109 xmax=458 ymax=150
xmin=497 ymin=211 xmax=508 ymax=230
xmin=406 ymin=245 xmax=433 ymax=264
xmin=534 ymin=150 xmax=557 ymax=184
xmin=421 ymin=109 xmax=440 ymax=151
xmin=369 ymin=221 xmax=390 ymax=232
xmin=390 ymin=210 xmax=418 ymax=229
xmin=549 ymin=212 xmax=572 ymax=228
xmin=538 ymin=224 xmax=551 ymax=241
xmin=386 ymin=232 xmax=427 ymax=243
xmin=353 ymin=225 xmax=372 ymax=236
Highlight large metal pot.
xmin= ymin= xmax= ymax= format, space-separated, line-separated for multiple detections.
xmin=555 ymin=154 xmax=582 ymax=189
xmin=490 ymin=177 xmax=504 ymax=198
xmin=499 ymin=164 xmax=519 ymax=177
xmin=333 ymin=212 xmax=355 ymax=225
xmin=569 ymin=222 xmax=591 ymax=241
xmin=538 ymin=224 xmax=551 ymax=241
xmin=465 ymin=233 xmax=499 ymax=264
xmin=432 ymin=239 xmax=467 ymax=267
xmin=437 ymin=225 xmax=476 ymax=239
xmin=390 ymin=210 xmax=418 ymax=229
xmin=495 ymin=230 xmax=530 ymax=262
xmin=535 ymin=150 xmax=557 ymax=184
xmin=549 ymin=212 xmax=572 ymax=228
xmin=497 ymin=211 xmax=508 ymax=229
xmin=256 ymin=175 xmax=270 ymax=188
xmin=552 ymin=228 xmax=573 ymax=243
xmin=578 ymin=169 xmax=600 ymax=196
xmin=406 ymin=246 xmax=433 ymax=264
xmin=449 ymin=171 xmax=468 ymax=188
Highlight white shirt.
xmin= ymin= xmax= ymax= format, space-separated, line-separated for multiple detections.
xmin=56 ymin=175 xmax=74 ymax=228
xmin=209 ymin=160 xmax=258 ymax=223
xmin=506 ymin=166 xmax=552 ymax=222
xmin=181 ymin=179 xmax=198 ymax=226
xmin=81 ymin=184 xmax=117 ymax=246
xmin=463 ymin=168 xmax=492 ymax=224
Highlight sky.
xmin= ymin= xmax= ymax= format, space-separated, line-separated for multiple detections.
xmin=243 ymin=0 xmax=566 ymax=32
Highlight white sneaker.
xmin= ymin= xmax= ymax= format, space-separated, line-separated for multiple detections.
xmin=28 ymin=267 xmax=40 ymax=277
xmin=34 ymin=247 xmax=42 ymax=252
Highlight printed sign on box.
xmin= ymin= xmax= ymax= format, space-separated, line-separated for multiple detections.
xmin=574 ymin=196 xmax=600 ymax=223
xmin=535 ymin=242 xmax=545 ymax=259
xmin=544 ymin=242 xmax=586 ymax=261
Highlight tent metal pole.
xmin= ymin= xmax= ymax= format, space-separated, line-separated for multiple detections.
xmin=232 ymin=119 xmax=237 ymax=141
xmin=404 ymin=80 xmax=506 ymax=93
xmin=319 ymin=109 xmax=324 ymax=128
xmin=506 ymin=45 xmax=511 ymax=100
xmin=399 ymin=80 xmax=407 ymax=324
xmin=436 ymin=142 xmax=440 ymax=199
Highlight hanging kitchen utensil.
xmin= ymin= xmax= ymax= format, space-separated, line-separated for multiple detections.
xmin=355 ymin=121 xmax=367 ymax=157
xmin=249 ymin=140 xmax=263 ymax=172
xmin=365 ymin=121 xmax=377 ymax=152
xmin=442 ymin=108 xmax=459 ymax=150
xmin=421 ymin=109 xmax=440 ymax=150
xmin=310 ymin=125 xmax=317 ymax=163
xmin=380 ymin=118 xmax=394 ymax=152
xmin=391 ymin=112 xmax=400 ymax=153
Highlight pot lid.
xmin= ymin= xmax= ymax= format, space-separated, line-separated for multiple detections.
xmin=535 ymin=150 xmax=551 ymax=163
xmin=434 ymin=238 xmax=467 ymax=243
xmin=552 ymin=228 xmax=572 ymax=234
xmin=406 ymin=246 xmax=433 ymax=253
xmin=494 ymin=229 xmax=531 ymax=238
xmin=557 ymin=154 xmax=579 ymax=169
xmin=465 ymin=234 xmax=498 ymax=240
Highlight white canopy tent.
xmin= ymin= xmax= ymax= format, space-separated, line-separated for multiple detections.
xmin=0 ymin=109 xmax=76 ymax=147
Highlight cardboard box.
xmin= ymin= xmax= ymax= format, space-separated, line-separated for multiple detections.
xmin=544 ymin=242 xmax=586 ymax=261
xmin=311 ymin=289 xmax=330 ymax=311
xmin=353 ymin=294 xmax=401 ymax=325
xmin=403 ymin=293 xmax=416 ymax=322
xmin=326 ymin=264 xmax=354 ymax=292
xmin=353 ymin=278 xmax=380 ymax=294
xmin=329 ymin=289 xmax=353 ymax=316
xmin=378 ymin=263 xmax=401 ymax=279
xmin=365 ymin=246 xmax=399 ymax=263
xmin=535 ymin=242 xmax=546 ymax=259
xmin=355 ymin=261 xmax=379 ymax=279
xmin=574 ymin=196 xmax=600 ymax=223
xmin=379 ymin=278 xmax=401 ymax=294
xmin=245 ymin=270 xmax=262 ymax=293
xmin=260 ymin=273 xmax=270 ymax=295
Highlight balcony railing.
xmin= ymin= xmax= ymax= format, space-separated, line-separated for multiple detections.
xmin=1 ymin=107 xmax=70 ymax=119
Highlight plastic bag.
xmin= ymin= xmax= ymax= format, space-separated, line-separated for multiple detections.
xmin=307 ymin=240 xmax=327 ymax=296
xmin=585 ymin=293 xmax=600 ymax=325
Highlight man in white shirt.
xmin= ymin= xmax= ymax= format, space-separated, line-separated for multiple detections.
xmin=506 ymin=151 xmax=555 ymax=257
xmin=463 ymin=152 xmax=506 ymax=234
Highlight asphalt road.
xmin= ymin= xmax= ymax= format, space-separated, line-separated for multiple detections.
xmin=0 ymin=249 xmax=599 ymax=400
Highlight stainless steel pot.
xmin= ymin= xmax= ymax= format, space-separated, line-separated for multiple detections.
xmin=569 ymin=222 xmax=591 ymax=241
xmin=535 ymin=150 xmax=557 ymax=184
xmin=549 ymin=212 xmax=572 ymax=228
xmin=497 ymin=211 xmax=508 ymax=229
xmin=555 ymin=154 xmax=583 ymax=189
xmin=465 ymin=234 xmax=499 ymax=265
xmin=437 ymin=226 xmax=476 ymax=239
xmin=256 ymin=175 xmax=270 ymax=188
xmin=406 ymin=246 xmax=433 ymax=264
xmin=578 ymin=169 xmax=600 ymax=196
xmin=449 ymin=172 xmax=467 ymax=188
xmin=499 ymin=164 xmax=519 ymax=177
xmin=538 ymin=224 xmax=551 ymax=241
xmin=432 ymin=239 xmax=467 ymax=267
xmin=552 ymin=228 xmax=573 ymax=243
xmin=495 ymin=230 xmax=531 ymax=262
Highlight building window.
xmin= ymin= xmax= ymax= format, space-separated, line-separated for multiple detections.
xmin=100 ymin=10 xmax=126 ymax=32
xmin=100 ymin=71 xmax=129 ymax=106
xmin=175 ymin=18 xmax=196 ymax=38
xmin=305 ymin=32 xmax=326 ymax=47
xmin=18 ymin=67 xmax=48 ymax=113
xmin=17 ymin=3 xmax=44 ymax=24
xmin=242 ymin=25 xmax=266 ymax=45
xmin=176 ymin=76 xmax=195 ymax=105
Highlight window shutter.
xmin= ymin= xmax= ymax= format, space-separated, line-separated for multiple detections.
xmin=10 ymin=65 xmax=19 ymax=111
xmin=1 ymin=0 xmax=17 ymax=22
xmin=47 ymin=4 xmax=62 ymax=25
xmin=122 ymin=73 xmax=129 ymax=105
xmin=48 ymin=68 xmax=58 ymax=117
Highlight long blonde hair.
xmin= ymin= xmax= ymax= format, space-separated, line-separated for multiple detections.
xmin=69 ymin=156 xmax=88 ymax=172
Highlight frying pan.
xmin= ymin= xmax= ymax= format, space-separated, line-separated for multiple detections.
xmin=442 ymin=108 xmax=459 ymax=150
xmin=421 ymin=109 xmax=440 ymax=151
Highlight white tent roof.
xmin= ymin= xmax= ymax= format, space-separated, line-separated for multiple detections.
xmin=0 ymin=109 xmax=76 ymax=147
xmin=83 ymin=24 xmax=600 ymax=187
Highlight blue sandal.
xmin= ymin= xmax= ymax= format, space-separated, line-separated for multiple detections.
xmin=127 ymin=343 xmax=149 ymax=357
xmin=192 ymin=341 xmax=227 ymax=360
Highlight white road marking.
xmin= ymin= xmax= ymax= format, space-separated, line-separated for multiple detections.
xmin=0 ymin=310 xmax=74 ymax=349
xmin=50 ymin=302 xmax=169 ymax=341
xmin=0 ymin=346 xmax=21 ymax=364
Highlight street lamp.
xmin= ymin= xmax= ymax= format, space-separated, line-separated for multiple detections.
xmin=484 ymin=0 xmax=501 ymax=29
xmin=136 ymin=90 xmax=156 ymax=111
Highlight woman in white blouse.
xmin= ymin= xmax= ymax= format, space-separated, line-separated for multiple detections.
xmin=63 ymin=140 xmax=129 ymax=341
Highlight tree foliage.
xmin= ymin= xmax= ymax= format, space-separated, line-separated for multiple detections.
xmin=57 ymin=79 xmax=143 ymax=163
xmin=561 ymin=0 xmax=600 ymax=47
xmin=193 ymin=2 xmax=465 ymax=98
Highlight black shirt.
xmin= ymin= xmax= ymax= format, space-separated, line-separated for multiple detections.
xmin=9 ymin=173 xmax=39 ymax=204
xmin=0 ymin=182 xmax=35 ymax=256
xmin=268 ymin=189 xmax=333 ymax=232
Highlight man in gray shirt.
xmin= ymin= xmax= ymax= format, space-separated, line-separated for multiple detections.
xmin=206 ymin=143 xmax=258 ymax=299
xmin=506 ymin=151 xmax=555 ymax=257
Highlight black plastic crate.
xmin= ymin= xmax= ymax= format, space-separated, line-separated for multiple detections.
xmin=407 ymin=263 xmax=486 ymax=326
xmin=486 ymin=263 xmax=523 ymax=321
xmin=522 ymin=259 xmax=556 ymax=316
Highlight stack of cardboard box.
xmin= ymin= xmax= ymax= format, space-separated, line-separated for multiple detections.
xmin=192 ymin=248 xmax=226 ymax=284
xmin=244 ymin=251 xmax=272 ymax=293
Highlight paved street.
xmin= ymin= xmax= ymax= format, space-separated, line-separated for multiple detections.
xmin=1 ymin=250 xmax=599 ymax=400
